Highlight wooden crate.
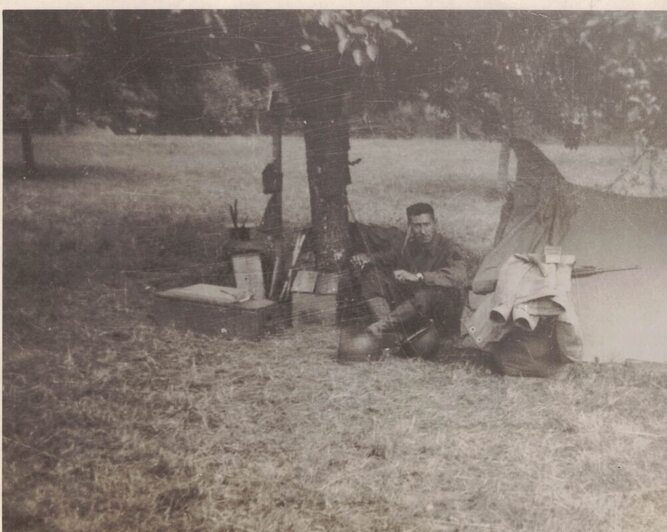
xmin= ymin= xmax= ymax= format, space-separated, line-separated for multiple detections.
xmin=289 ymin=270 xmax=348 ymax=328
xmin=232 ymin=253 xmax=266 ymax=300
xmin=291 ymin=270 xmax=342 ymax=295
xmin=291 ymin=292 xmax=338 ymax=328
xmin=153 ymin=291 xmax=285 ymax=340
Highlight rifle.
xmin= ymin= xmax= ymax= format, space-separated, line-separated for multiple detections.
xmin=572 ymin=265 xmax=640 ymax=279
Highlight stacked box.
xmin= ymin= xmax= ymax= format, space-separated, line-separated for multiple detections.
xmin=290 ymin=270 xmax=340 ymax=327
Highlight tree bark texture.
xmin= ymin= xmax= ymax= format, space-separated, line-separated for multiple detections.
xmin=273 ymin=43 xmax=354 ymax=274
xmin=301 ymin=106 xmax=351 ymax=273
xmin=498 ymin=140 xmax=511 ymax=186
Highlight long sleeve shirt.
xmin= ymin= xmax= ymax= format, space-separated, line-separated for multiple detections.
xmin=372 ymin=233 xmax=468 ymax=291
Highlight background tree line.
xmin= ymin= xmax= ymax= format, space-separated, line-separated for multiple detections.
xmin=4 ymin=9 xmax=666 ymax=271
xmin=5 ymin=10 xmax=666 ymax=145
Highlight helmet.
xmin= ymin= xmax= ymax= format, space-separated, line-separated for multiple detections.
xmin=400 ymin=321 xmax=441 ymax=359
xmin=337 ymin=328 xmax=382 ymax=363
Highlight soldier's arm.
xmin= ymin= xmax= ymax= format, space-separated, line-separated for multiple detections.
xmin=421 ymin=244 xmax=468 ymax=289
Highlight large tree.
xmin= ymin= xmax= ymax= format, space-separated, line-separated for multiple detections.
xmin=6 ymin=10 xmax=664 ymax=265
xmin=192 ymin=10 xmax=414 ymax=272
xmin=4 ymin=9 xmax=411 ymax=273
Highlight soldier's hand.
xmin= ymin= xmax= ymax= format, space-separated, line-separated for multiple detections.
xmin=393 ymin=269 xmax=419 ymax=283
xmin=351 ymin=253 xmax=371 ymax=269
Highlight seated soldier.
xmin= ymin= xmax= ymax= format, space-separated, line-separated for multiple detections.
xmin=351 ymin=202 xmax=467 ymax=345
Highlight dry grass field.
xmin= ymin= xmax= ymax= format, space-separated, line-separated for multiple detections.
xmin=3 ymin=133 xmax=667 ymax=531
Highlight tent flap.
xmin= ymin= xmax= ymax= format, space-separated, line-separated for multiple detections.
xmin=472 ymin=138 xmax=667 ymax=363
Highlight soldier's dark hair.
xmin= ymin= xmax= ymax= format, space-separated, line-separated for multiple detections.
xmin=406 ymin=202 xmax=434 ymax=219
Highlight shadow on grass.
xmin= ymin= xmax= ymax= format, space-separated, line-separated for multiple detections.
xmin=436 ymin=345 xmax=502 ymax=374
xmin=412 ymin=177 xmax=506 ymax=203
xmin=3 ymin=163 xmax=138 ymax=183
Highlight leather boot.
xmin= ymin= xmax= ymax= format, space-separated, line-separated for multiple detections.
xmin=367 ymin=319 xmax=389 ymax=339
xmin=366 ymin=322 xmax=405 ymax=357
xmin=366 ymin=299 xmax=418 ymax=339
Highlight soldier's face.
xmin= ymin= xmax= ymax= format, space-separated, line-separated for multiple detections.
xmin=409 ymin=213 xmax=436 ymax=245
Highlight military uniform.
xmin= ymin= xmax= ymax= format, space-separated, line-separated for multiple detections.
xmin=360 ymin=232 xmax=467 ymax=337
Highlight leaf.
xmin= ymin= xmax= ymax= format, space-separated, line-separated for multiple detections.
xmin=334 ymin=23 xmax=348 ymax=41
xmin=211 ymin=11 xmax=228 ymax=34
xmin=301 ymin=44 xmax=313 ymax=52
xmin=319 ymin=11 xmax=332 ymax=29
xmin=366 ymin=43 xmax=379 ymax=61
xmin=361 ymin=13 xmax=382 ymax=26
xmin=379 ymin=18 xmax=393 ymax=31
xmin=347 ymin=24 xmax=368 ymax=37
xmin=106 ymin=11 xmax=117 ymax=32
xmin=338 ymin=37 xmax=350 ymax=55
xmin=585 ymin=16 xmax=600 ymax=28
xmin=389 ymin=27 xmax=412 ymax=45
xmin=352 ymin=48 xmax=366 ymax=66
xmin=579 ymin=34 xmax=593 ymax=52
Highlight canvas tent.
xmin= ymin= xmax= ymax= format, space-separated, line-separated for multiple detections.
xmin=472 ymin=138 xmax=667 ymax=364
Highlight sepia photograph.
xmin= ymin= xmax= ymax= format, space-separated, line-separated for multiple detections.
xmin=3 ymin=5 xmax=667 ymax=530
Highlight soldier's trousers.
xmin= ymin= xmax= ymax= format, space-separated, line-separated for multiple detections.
xmin=359 ymin=265 xmax=463 ymax=336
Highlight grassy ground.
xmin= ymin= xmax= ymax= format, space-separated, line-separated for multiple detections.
xmin=4 ymin=133 xmax=667 ymax=531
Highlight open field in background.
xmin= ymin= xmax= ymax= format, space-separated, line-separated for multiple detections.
xmin=4 ymin=134 xmax=667 ymax=531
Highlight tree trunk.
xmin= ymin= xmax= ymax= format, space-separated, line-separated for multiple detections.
xmin=272 ymin=111 xmax=283 ymax=171
xmin=648 ymin=146 xmax=657 ymax=194
xmin=21 ymin=118 xmax=36 ymax=175
xmin=271 ymin=43 xmax=354 ymax=274
xmin=260 ymin=106 xmax=285 ymax=240
xmin=498 ymin=139 xmax=511 ymax=187
xmin=497 ymin=92 xmax=514 ymax=188
xmin=301 ymin=104 xmax=351 ymax=273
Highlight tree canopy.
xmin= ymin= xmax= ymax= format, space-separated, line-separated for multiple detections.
xmin=5 ymin=9 xmax=666 ymax=270
xmin=5 ymin=10 xmax=665 ymax=145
